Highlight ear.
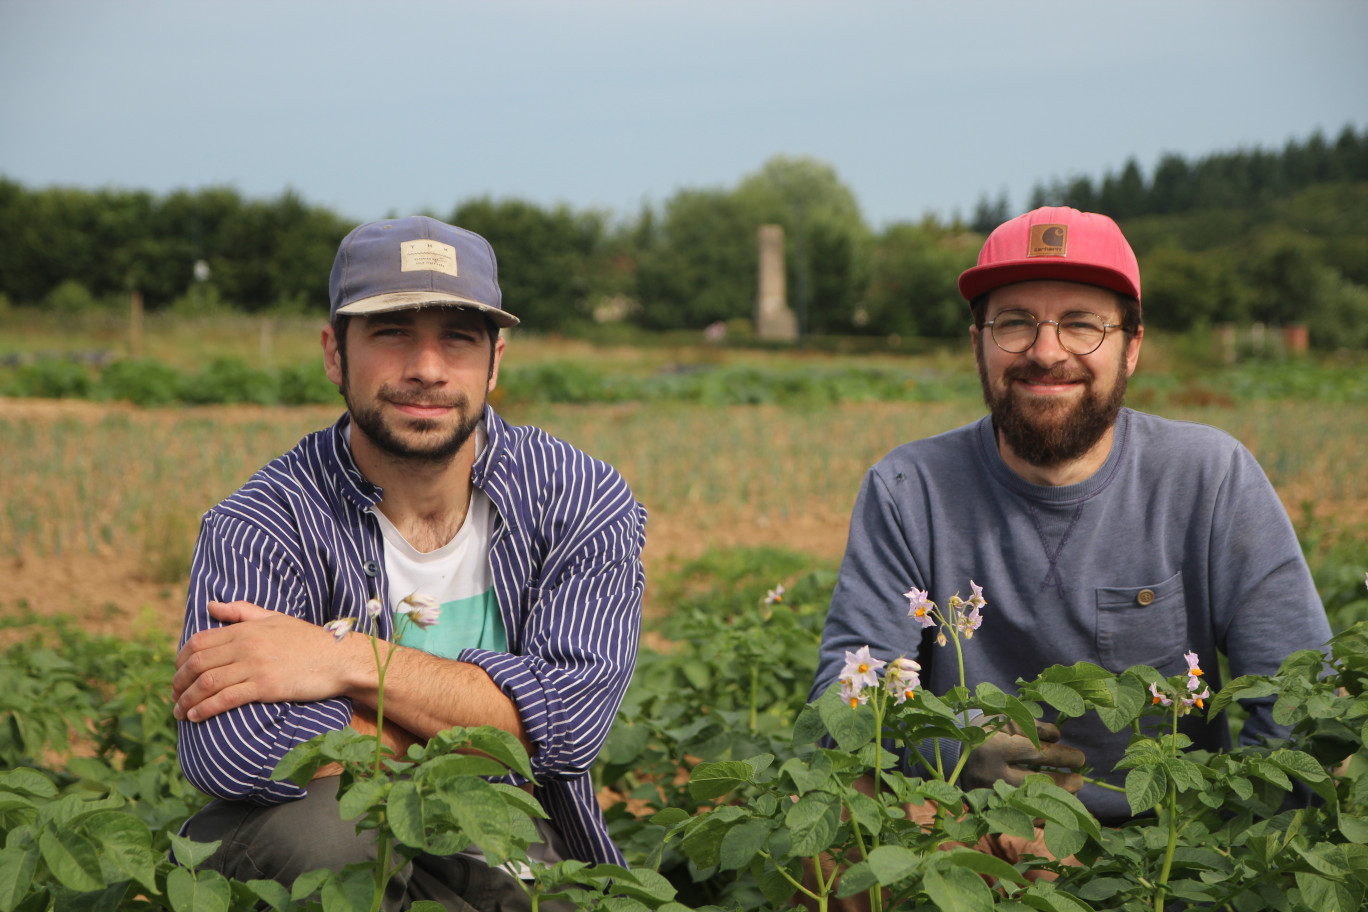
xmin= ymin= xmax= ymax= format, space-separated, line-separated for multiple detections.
xmin=487 ymin=336 xmax=506 ymax=393
xmin=322 ymin=324 xmax=344 ymax=388
xmin=969 ymin=323 xmax=984 ymax=373
xmin=1123 ymin=324 xmax=1144 ymax=377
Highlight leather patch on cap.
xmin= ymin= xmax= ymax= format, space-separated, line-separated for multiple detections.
xmin=1028 ymin=224 xmax=1067 ymax=257
xmin=400 ymin=239 xmax=459 ymax=276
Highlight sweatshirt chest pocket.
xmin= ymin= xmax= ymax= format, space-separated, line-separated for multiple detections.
xmin=1094 ymin=572 xmax=1186 ymax=673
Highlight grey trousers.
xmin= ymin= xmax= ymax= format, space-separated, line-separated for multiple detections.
xmin=182 ymin=777 xmax=573 ymax=912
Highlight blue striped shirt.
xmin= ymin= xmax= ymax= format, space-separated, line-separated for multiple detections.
xmin=177 ymin=406 xmax=647 ymax=865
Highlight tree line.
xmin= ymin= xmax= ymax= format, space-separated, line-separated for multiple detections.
xmin=2 ymin=124 xmax=1365 ymax=349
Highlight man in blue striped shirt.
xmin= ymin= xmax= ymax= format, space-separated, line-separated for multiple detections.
xmin=171 ymin=216 xmax=646 ymax=910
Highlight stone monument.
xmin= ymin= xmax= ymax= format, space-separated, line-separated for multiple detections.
xmin=755 ymin=224 xmax=797 ymax=341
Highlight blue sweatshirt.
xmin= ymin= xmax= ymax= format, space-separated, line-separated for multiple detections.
xmin=812 ymin=408 xmax=1331 ymax=819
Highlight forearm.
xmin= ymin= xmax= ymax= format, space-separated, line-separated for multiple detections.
xmin=344 ymin=642 xmax=531 ymax=753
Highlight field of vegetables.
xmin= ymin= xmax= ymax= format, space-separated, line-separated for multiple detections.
xmin=2 ymin=318 xmax=1367 ymax=910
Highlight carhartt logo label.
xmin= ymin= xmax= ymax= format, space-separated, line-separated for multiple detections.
xmin=400 ymin=239 xmax=459 ymax=276
xmin=1028 ymin=224 xmax=1068 ymax=257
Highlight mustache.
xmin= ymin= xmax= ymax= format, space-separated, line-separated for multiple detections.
xmin=379 ymin=388 xmax=469 ymax=409
xmin=1002 ymin=364 xmax=1089 ymax=384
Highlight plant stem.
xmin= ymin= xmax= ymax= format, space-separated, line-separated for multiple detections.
xmin=1153 ymin=705 xmax=1181 ymax=912
xmin=749 ymin=664 xmax=759 ymax=735
xmin=371 ymin=828 xmax=392 ymax=912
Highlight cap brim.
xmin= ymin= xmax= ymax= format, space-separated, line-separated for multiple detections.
xmin=335 ymin=291 xmax=520 ymax=328
xmin=958 ymin=261 xmax=1140 ymax=303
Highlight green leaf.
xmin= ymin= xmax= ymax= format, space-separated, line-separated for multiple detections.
xmin=165 ymin=866 xmax=231 ymax=912
xmin=443 ymin=783 xmax=516 ymax=865
xmin=320 ymin=865 xmax=373 ymax=912
xmin=922 ymin=861 xmax=995 ymax=911
xmin=417 ymin=753 xmax=512 ymax=783
xmin=1340 ymin=814 xmax=1368 ymax=846
xmin=678 ymin=806 xmax=746 ymax=869
xmin=462 ymin=726 xmax=537 ymax=783
xmin=167 ymin=833 xmax=220 ymax=871
xmin=1095 ymin=676 xmax=1147 ymax=733
xmin=1162 ymin=757 xmax=1208 ymax=793
xmin=1267 ymin=748 xmax=1330 ymax=784
xmin=1295 ymin=871 xmax=1363 ymax=912
xmin=718 ymin=818 xmax=769 ymax=871
xmin=786 ymin=792 xmax=842 ymax=857
xmin=606 ymin=866 xmax=677 ymax=903
xmin=791 ymin=701 xmax=828 ymax=746
xmin=1041 ymin=821 xmax=1086 ymax=861
xmin=845 ymin=789 xmax=885 ymax=834
xmin=865 ymin=844 xmax=921 ymax=886
xmin=83 ymin=811 xmax=158 ymax=893
xmin=335 ymin=774 xmax=387 ymax=822
xmin=0 ymin=769 xmax=56 ymax=799
xmin=386 ymin=779 xmax=426 ymax=849
xmin=650 ymin=807 xmax=690 ymax=829
xmin=1344 ymin=843 xmax=1368 ymax=887
xmin=817 ymin=687 xmax=877 ymax=751
xmin=999 ymin=695 xmax=1045 ymax=746
xmin=1124 ymin=765 xmax=1166 ymax=816
xmin=688 ymin=760 xmax=754 ymax=800
xmin=984 ymin=806 xmax=1037 ymax=840
xmin=945 ymin=845 xmax=1030 ymax=885
xmin=751 ymin=854 xmax=802 ymax=907
xmin=271 ymin=739 xmax=326 ymax=786
xmin=38 ymin=829 xmax=104 ymax=893
xmin=0 ymin=845 xmax=39 ymax=912
xmin=782 ymin=752 xmax=835 ymax=795
xmin=1032 ymin=682 xmax=1085 ymax=718
xmin=242 ymin=879 xmax=294 ymax=912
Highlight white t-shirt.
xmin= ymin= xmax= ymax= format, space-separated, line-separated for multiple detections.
xmin=349 ymin=423 xmax=567 ymax=871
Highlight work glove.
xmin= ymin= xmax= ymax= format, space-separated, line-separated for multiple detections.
xmin=960 ymin=716 xmax=1086 ymax=794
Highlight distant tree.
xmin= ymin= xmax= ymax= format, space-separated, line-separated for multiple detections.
xmin=632 ymin=187 xmax=758 ymax=331
xmin=862 ymin=219 xmax=978 ymax=339
xmin=970 ymin=190 xmax=1011 ymax=234
xmin=1147 ymin=154 xmax=1192 ymax=214
xmin=450 ymin=197 xmax=606 ymax=331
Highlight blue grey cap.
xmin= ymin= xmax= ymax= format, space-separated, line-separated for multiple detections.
xmin=328 ymin=216 xmax=519 ymax=327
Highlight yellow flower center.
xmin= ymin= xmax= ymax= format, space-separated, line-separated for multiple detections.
xmin=858 ymin=662 xmax=870 ymax=674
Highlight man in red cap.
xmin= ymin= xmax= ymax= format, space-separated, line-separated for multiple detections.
xmin=811 ymin=207 xmax=1330 ymax=822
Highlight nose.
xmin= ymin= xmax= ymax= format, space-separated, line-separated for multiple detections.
xmin=403 ymin=334 xmax=449 ymax=385
xmin=1025 ymin=321 xmax=1069 ymax=364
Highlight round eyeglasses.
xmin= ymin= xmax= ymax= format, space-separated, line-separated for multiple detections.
xmin=982 ymin=310 xmax=1123 ymax=356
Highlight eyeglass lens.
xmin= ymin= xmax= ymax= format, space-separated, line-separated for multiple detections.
xmin=991 ymin=311 xmax=1108 ymax=355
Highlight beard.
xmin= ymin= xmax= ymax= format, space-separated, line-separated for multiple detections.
xmin=344 ymin=382 xmax=485 ymax=466
xmin=978 ymin=349 xmax=1129 ymax=468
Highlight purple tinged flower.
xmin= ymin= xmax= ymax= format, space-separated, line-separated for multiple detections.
xmin=1184 ymin=651 xmax=1205 ymax=691
xmin=1186 ymin=686 xmax=1211 ymax=711
xmin=365 ymin=598 xmax=384 ymax=619
xmin=1149 ymin=682 xmax=1172 ymax=707
xmin=840 ymin=645 xmax=885 ymax=691
xmin=841 ymin=677 xmax=869 ymax=708
xmin=323 ymin=617 xmax=355 ymax=643
xmin=397 ymin=592 xmax=441 ymax=629
xmin=958 ymin=607 xmax=983 ymax=639
xmin=764 ymin=585 xmax=785 ymax=605
xmin=886 ymin=657 xmax=921 ymax=704
xmin=968 ymin=580 xmax=986 ymax=611
xmin=905 ymin=588 xmax=937 ymax=628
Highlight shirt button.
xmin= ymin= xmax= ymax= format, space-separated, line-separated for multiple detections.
xmin=1136 ymin=589 xmax=1155 ymax=606
xmin=363 ymin=560 xmax=380 ymax=578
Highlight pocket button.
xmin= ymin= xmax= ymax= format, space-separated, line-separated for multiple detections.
xmin=1136 ymin=588 xmax=1156 ymax=606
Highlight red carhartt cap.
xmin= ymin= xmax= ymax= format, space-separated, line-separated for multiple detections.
xmin=958 ymin=206 xmax=1141 ymax=308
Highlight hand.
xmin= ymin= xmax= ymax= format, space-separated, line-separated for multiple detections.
xmin=172 ymin=600 xmax=366 ymax=723
xmin=960 ymin=716 xmax=1086 ymax=793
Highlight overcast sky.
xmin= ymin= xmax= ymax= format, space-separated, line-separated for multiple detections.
xmin=2 ymin=0 xmax=1365 ymax=230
